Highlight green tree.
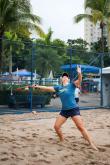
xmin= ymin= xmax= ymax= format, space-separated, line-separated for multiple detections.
xmin=44 ymin=27 xmax=53 ymax=45
xmin=91 ymin=38 xmax=110 ymax=67
xmin=74 ymin=0 xmax=110 ymax=55
xmin=35 ymin=48 xmax=62 ymax=78
xmin=36 ymin=27 xmax=53 ymax=45
xmin=52 ymin=39 xmax=66 ymax=56
xmin=0 ymin=0 xmax=44 ymax=71
xmin=65 ymin=38 xmax=89 ymax=65
xmin=67 ymin=38 xmax=89 ymax=51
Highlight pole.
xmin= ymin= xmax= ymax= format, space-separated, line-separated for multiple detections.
xmin=100 ymin=52 xmax=103 ymax=107
xmin=100 ymin=22 xmax=105 ymax=107
xmin=30 ymin=41 xmax=35 ymax=111
xmin=69 ymin=48 xmax=72 ymax=82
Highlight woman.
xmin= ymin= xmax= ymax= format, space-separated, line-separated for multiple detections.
xmin=32 ymin=66 xmax=98 ymax=150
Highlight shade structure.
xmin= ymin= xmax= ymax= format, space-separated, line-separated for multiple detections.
xmin=102 ymin=67 xmax=110 ymax=74
xmin=61 ymin=64 xmax=100 ymax=74
xmin=12 ymin=69 xmax=39 ymax=77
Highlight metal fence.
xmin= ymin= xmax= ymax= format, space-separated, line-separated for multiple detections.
xmin=0 ymin=38 xmax=109 ymax=112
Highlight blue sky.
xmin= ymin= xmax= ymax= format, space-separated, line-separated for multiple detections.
xmin=31 ymin=0 xmax=84 ymax=42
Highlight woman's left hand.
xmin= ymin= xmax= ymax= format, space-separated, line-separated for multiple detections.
xmin=77 ymin=65 xmax=81 ymax=74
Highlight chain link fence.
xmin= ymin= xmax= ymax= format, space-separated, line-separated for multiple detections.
xmin=0 ymin=38 xmax=109 ymax=113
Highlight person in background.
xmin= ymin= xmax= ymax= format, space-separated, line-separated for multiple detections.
xmin=75 ymin=87 xmax=80 ymax=104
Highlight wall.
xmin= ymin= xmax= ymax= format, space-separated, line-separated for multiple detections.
xmin=102 ymin=74 xmax=110 ymax=107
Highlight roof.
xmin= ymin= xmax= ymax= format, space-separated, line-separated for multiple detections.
xmin=61 ymin=64 xmax=100 ymax=74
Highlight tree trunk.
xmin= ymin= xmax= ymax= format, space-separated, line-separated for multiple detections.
xmin=0 ymin=28 xmax=4 ymax=72
xmin=9 ymin=46 xmax=12 ymax=74
xmin=100 ymin=22 xmax=105 ymax=67
xmin=100 ymin=22 xmax=105 ymax=107
xmin=0 ymin=37 xmax=3 ymax=72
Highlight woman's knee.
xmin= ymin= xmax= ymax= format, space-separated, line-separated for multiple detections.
xmin=77 ymin=124 xmax=85 ymax=132
xmin=54 ymin=124 xmax=60 ymax=131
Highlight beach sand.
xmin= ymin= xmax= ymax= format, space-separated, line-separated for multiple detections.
xmin=0 ymin=109 xmax=110 ymax=165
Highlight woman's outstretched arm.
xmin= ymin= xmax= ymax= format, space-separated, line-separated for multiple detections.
xmin=32 ymin=84 xmax=55 ymax=92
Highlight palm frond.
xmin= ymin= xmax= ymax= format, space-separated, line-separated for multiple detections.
xmin=45 ymin=27 xmax=53 ymax=44
xmin=17 ymin=13 xmax=41 ymax=24
xmin=74 ymin=14 xmax=93 ymax=23
xmin=106 ymin=20 xmax=110 ymax=32
xmin=85 ymin=0 xmax=106 ymax=12
xmin=17 ymin=21 xmax=44 ymax=38
xmin=92 ymin=10 xmax=103 ymax=24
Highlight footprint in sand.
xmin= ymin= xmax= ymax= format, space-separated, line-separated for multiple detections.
xmin=37 ymin=159 xmax=51 ymax=164
xmin=22 ymin=145 xmax=28 ymax=148
xmin=31 ymin=153 xmax=38 ymax=157
xmin=32 ymin=133 xmax=39 ymax=137
xmin=11 ymin=127 xmax=16 ymax=130
xmin=38 ymin=153 xmax=48 ymax=159
xmin=1 ymin=152 xmax=8 ymax=155
xmin=98 ymin=147 xmax=106 ymax=152
xmin=12 ymin=153 xmax=17 ymax=157
xmin=57 ymin=148 xmax=62 ymax=151
xmin=89 ymin=161 xmax=97 ymax=165
xmin=48 ymin=137 xmax=54 ymax=141
xmin=103 ymin=144 xmax=110 ymax=148
xmin=89 ymin=150 xmax=94 ymax=154
xmin=21 ymin=136 xmax=33 ymax=141
xmin=9 ymin=139 xmax=16 ymax=142
xmin=10 ymin=153 xmax=18 ymax=159
xmin=106 ymin=125 xmax=110 ymax=128
xmin=80 ymin=146 xmax=86 ymax=150
xmin=72 ymin=143 xmax=78 ymax=147
xmin=12 ymin=145 xmax=21 ymax=149
xmin=1 ymin=157 xmax=9 ymax=161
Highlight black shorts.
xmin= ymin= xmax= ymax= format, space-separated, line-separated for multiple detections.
xmin=60 ymin=107 xmax=80 ymax=118
xmin=75 ymin=98 xmax=79 ymax=103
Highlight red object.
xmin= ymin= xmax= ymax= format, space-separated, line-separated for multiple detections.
xmin=16 ymin=88 xmax=22 ymax=91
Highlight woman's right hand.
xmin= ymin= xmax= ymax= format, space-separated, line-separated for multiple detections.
xmin=32 ymin=84 xmax=39 ymax=88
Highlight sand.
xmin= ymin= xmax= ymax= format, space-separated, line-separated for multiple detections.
xmin=0 ymin=109 xmax=110 ymax=165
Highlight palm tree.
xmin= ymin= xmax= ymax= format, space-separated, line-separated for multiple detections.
xmin=74 ymin=0 xmax=110 ymax=56
xmin=44 ymin=27 xmax=53 ymax=45
xmin=35 ymin=47 xmax=61 ymax=79
xmin=0 ymin=0 xmax=44 ymax=71
xmin=37 ymin=27 xmax=53 ymax=45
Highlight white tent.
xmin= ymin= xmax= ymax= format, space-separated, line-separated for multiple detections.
xmin=102 ymin=67 xmax=110 ymax=74
xmin=48 ymin=70 xmax=53 ymax=79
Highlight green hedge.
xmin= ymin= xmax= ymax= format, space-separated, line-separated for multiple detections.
xmin=0 ymin=90 xmax=10 ymax=105
xmin=0 ymin=89 xmax=52 ymax=105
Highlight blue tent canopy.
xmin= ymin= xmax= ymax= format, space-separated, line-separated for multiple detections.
xmin=12 ymin=69 xmax=40 ymax=77
xmin=12 ymin=69 xmax=33 ymax=77
xmin=61 ymin=64 xmax=100 ymax=74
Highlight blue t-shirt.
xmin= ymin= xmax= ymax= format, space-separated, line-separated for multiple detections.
xmin=54 ymin=83 xmax=78 ymax=110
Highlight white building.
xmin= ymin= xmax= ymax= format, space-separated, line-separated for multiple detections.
xmin=84 ymin=7 xmax=110 ymax=50
xmin=84 ymin=8 xmax=101 ymax=49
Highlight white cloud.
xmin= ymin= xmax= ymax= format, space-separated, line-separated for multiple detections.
xmin=31 ymin=0 xmax=84 ymax=42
